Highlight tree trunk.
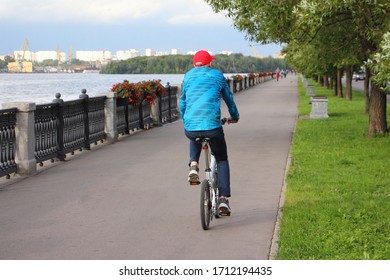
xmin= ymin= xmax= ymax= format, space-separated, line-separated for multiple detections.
xmin=319 ymin=76 xmax=324 ymax=86
xmin=364 ymin=71 xmax=370 ymax=114
xmin=324 ymin=75 xmax=330 ymax=89
xmin=330 ymin=77 xmax=334 ymax=91
xmin=368 ymin=82 xmax=387 ymax=136
xmin=337 ymin=68 xmax=343 ymax=97
xmin=345 ymin=65 xmax=353 ymax=100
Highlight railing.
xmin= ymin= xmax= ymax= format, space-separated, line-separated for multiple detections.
xmin=35 ymin=102 xmax=59 ymax=164
xmin=34 ymin=93 xmax=107 ymax=164
xmin=0 ymin=85 xmax=180 ymax=179
xmin=159 ymin=84 xmax=179 ymax=124
xmin=116 ymin=99 xmax=153 ymax=134
xmin=0 ymin=108 xmax=17 ymax=177
xmin=0 ymin=74 xmax=272 ymax=180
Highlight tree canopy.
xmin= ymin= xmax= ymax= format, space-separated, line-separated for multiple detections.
xmin=100 ymin=54 xmax=288 ymax=74
xmin=205 ymin=0 xmax=390 ymax=136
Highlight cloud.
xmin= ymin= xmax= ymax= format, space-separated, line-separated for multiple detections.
xmin=167 ymin=10 xmax=230 ymax=26
xmin=0 ymin=0 xmax=231 ymax=26
xmin=166 ymin=0 xmax=231 ymax=26
xmin=0 ymin=0 xmax=163 ymax=23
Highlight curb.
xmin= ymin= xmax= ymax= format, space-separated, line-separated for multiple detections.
xmin=268 ymin=84 xmax=299 ymax=260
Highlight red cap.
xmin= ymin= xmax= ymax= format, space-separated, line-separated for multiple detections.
xmin=193 ymin=50 xmax=215 ymax=67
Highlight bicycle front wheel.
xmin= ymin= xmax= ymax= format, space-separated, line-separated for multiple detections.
xmin=200 ymin=180 xmax=211 ymax=230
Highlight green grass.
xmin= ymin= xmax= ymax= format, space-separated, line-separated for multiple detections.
xmin=276 ymin=78 xmax=390 ymax=260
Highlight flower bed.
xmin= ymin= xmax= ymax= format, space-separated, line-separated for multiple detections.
xmin=111 ymin=79 xmax=166 ymax=107
xmin=231 ymin=74 xmax=244 ymax=81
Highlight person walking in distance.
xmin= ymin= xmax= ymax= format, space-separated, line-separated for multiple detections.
xmin=275 ymin=67 xmax=281 ymax=81
xmin=180 ymin=50 xmax=240 ymax=215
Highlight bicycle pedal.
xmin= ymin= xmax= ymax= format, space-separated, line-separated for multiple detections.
xmin=189 ymin=182 xmax=200 ymax=186
xmin=219 ymin=211 xmax=231 ymax=216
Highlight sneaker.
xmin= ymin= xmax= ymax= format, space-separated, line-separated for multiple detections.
xmin=218 ymin=197 xmax=231 ymax=216
xmin=188 ymin=165 xmax=200 ymax=185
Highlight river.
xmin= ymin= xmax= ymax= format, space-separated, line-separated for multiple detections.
xmin=0 ymin=73 xmax=185 ymax=106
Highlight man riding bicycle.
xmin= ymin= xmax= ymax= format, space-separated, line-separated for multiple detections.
xmin=179 ymin=50 xmax=239 ymax=216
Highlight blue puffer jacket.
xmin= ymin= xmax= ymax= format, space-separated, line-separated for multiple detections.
xmin=180 ymin=66 xmax=239 ymax=131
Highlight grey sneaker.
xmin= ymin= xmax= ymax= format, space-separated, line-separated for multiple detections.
xmin=218 ymin=197 xmax=231 ymax=216
xmin=188 ymin=165 xmax=200 ymax=185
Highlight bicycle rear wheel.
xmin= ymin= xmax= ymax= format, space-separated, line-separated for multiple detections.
xmin=200 ymin=180 xmax=211 ymax=230
xmin=213 ymin=172 xmax=220 ymax=219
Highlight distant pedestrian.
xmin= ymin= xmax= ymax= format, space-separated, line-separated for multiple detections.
xmin=275 ymin=67 xmax=280 ymax=82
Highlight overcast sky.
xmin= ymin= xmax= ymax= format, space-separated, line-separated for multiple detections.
xmin=0 ymin=0 xmax=281 ymax=57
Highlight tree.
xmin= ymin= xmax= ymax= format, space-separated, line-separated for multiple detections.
xmin=292 ymin=0 xmax=389 ymax=135
xmin=205 ymin=0 xmax=389 ymax=136
xmin=366 ymin=32 xmax=390 ymax=92
xmin=0 ymin=55 xmax=13 ymax=71
xmin=100 ymin=54 xmax=287 ymax=74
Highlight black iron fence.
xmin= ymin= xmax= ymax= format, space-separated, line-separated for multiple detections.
xmin=0 ymin=86 xmax=180 ymax=179
xmin=0 ymin=108 xmax=17 ymax=178
xmin=159 ymin=84 xmax=179 ymax=123
xmin=0 ymin=74 xmax=271 ymax=180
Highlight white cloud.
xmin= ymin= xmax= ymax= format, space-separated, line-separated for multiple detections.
xmin=0 ymin=0 xmax=163 ymax=23
xmin=167 ymin=10 xmax=230 ymax=26
xmin=166 ymin=0 xmax=231 ymax=26
xmin=0 ymin=0 xmax=231 ymax=26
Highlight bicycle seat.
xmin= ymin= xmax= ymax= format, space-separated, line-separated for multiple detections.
xmin=195 ymin=137 xmax=211 ymax=143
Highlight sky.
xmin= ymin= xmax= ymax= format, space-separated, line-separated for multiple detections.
xmin=0 ymin=0 xmax=282 ymax=57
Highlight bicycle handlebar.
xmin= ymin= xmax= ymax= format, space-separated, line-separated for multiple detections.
xmin=221 ymin=117 xmax=238 ymax=125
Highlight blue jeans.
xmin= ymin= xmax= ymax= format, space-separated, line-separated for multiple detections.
xmin=185 ymin=127 xmax=231 ymax=197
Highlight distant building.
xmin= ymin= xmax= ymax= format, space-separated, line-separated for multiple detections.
xmin=274 ymin=51 xmax=285 ymax=59
xmin=0 ymin=54 xmax=14 ymax=60
xmin=34 ymin=50 xmax=66 ymax=63
xmin=14 ymin=50 xmax=33 ymax=61
xmin=76 ymin=50 xmax=112 ymax=63
xmin=155 ymin=51 xmax=169 ymax=56
xmin=220 ymin=51 xmax=233 ymax=55
xmin=116 ymin=49 xmax=140 ymax=60
xmin=145 ymin=49 xmax=155 ymax=56
xmin=171 ymin=49 xmax=181 ymax=55
xmin=8 ymin=61 xmax=33 ymax=73
xmin=187 ymin=50 xmax=214 ymax=56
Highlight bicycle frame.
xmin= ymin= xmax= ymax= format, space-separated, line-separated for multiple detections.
xmin=202 ymin=141 xmax=219 ymax=219
xmin=199 ymin=118 xmax=232 ymax=229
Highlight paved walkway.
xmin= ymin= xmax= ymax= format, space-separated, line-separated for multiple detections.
xmin=0 ymin=74 xmax=298 ymax=260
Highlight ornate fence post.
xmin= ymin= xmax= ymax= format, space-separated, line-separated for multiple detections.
xmin=79 ymin=89 xmax=90 ymax=150
xmin=151 ymin=99 xmax=161 ymax=126
xmin=226 ymin=78 xmax=234 ymax=93
xmin=53 ymin=93 xmax=65 ymax=161
xmin=139 ymin=91 xmax=145 ymax=129
xmin=96 ymin=91 xmax=118 ymax=143
xmin=166 ymin=82 xmax=172 ymax=123
xmin=2 ymin=102 xmax=37 ymax=175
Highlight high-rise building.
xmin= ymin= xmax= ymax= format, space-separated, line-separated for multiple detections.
xmin=76 ymin=50 xmax=112 ymax=63
xmin=34 ymin=51 xmax=66 ymax=63
xmin=116 ymin=49 xmax=140 ymax=60
xmin=13 ymin=50 xmax=33 ymax=61
xmin=171 ymin=49 xmax=181 ymax=55
xmin=145 ymin=49 xmax=155 ymax=56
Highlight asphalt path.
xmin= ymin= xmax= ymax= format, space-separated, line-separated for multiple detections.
xmin=0 ymin=74 xmax=298 ymax=260
xmin=344 ymin=78 xmax=390 ymax=102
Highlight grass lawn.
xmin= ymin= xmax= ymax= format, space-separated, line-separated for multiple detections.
xmin=276 ymin=78 xmax=390 ymax=260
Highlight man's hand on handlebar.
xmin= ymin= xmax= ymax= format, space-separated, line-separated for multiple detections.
xmin=228 ymin=117 xmax=239 ymax=124
xmin=221 ymin=117 xmax=239 ymax=125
